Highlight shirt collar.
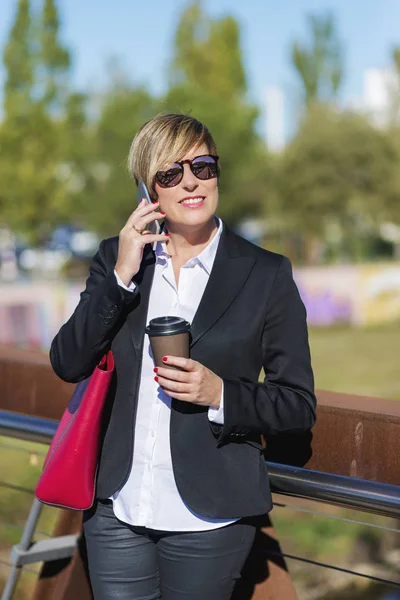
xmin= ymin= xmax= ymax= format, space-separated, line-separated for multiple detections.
xmin=155 ymin=217 xmax=223 ymax=274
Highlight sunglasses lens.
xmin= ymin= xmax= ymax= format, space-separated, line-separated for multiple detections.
xmin=191 ymin=155 xmax=219 ymax=180
xmin=156 ymin=164 xmax=182 ymax=187
xmin=155 ymin=155 xmax=219 ymax=187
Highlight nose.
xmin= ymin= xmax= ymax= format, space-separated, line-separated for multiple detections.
xmin=181 ymin=163 xmax=198 ymax=191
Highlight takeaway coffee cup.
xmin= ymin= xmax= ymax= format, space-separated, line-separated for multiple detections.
xmin=145 ymin=316 xmax=191 ymax=370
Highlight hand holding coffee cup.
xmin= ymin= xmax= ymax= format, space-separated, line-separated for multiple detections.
xmin=146 ymin=316 xmax=222 ymax=408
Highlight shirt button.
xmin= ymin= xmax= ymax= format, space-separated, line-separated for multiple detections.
xmin=151 ymin=431 xmax=155 ymax=438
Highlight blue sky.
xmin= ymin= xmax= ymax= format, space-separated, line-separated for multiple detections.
xmin=1 ymin=0 xmax=400 ymax=111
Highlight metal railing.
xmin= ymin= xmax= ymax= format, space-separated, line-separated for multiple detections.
xmin=1 ymin=411 xmax=400 ymax=519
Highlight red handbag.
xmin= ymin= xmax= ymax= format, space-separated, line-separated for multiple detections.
xmin=35 ymin=351 xmax=115 ymax=510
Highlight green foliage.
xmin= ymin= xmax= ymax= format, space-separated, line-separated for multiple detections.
xmin=277 ymin=105 xmax=400 ymax=243
xmin=2 ymin=0 xmax=33 ymax=116
xmin=169 ymin=1 xmax=246 ymax=100
xmin=0 ymin=105 xmax=69 ymax=243
xmin=0 ymin=0 xmax=72 ymax=244
xmin=291 ymin=12 xmax=343 ymax=106
xmin=38 ymin=0 xmax=70 ymax=110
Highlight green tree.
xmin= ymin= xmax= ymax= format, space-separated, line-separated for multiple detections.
xmin=382 ymin=48 xmax=400 ymax=228
xmin=0 ymin=0 xmax=72 ymax=244
xmin=38 ymin=0 xmax=70 ymax=110
xmin=2 ymin=0 xmax=33 ymax=117
xmin=0 ymin=106 xmax=68 ymax=242
xmin=56 ymin=92 xmax=93 ymax=225
xmin=291 ymin=13 xmax=343 ymax=107
xmin=169 ymin=1 xmax=245 ymax=100
xmin=383 ymin=46 xmax=400 ymax=128
xmin=277 ymin=106 xmax=399 ymax=262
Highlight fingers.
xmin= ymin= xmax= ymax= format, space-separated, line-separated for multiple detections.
xmin=154 ymin=361 xmax=197 ymax=396
xmin=140 ymin=210 xmax=165 ymax=228
xmin=141 ymin=232 xmax=169 ymax=244
xmin=161 ymin=357 xmax=197 ymax=371
xmin=124 ymin=201 xmax=165 ymax=236
xmin=155 ymin=375 xmax=192 ymax=395
xmin=126 ymin=199 xmax=160 ymax=228
xmin=154 ymin=367 xmax=191 ymax=382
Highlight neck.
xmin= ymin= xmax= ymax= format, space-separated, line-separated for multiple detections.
xmin=165 ymin=217 xmax=218 ymax=259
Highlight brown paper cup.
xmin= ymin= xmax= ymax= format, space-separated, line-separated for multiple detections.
xmin=150 ymin=332 xmax=190 ymax=370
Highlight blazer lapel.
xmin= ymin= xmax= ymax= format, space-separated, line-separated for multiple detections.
xmin=190 ymin=227 xmax=256 ymax=348
xmin=126 ymin=245 xmax=156 ymax=353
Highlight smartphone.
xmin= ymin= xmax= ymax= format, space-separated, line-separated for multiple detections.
xmin=136 ymin=180 xmax=160 ymax=235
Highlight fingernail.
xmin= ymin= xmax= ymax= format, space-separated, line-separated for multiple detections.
xmin=154 ymin=376 xmax=159 ymax=382
xmin=165 ymin=233 xmax=170 ymax=237
xmin=162 ymin=356 xmax=168 ymax=362
xmin=154 ymin=367 xmax=158 ymax=373
xmin=160 ymin=212 xmax=166 ymax=216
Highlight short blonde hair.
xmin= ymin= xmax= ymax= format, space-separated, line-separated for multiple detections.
xmin=127 ymin=113 xmax=217 ymax=199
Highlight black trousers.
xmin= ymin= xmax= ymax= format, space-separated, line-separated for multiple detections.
xmin=83 ymin=500 xmax=256 ymax=600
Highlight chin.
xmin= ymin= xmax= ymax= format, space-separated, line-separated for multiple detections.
xmin=183 ymin=212 xmax=215 ymax=227
xmin=168 ymin=213 xmax=215 ymax=232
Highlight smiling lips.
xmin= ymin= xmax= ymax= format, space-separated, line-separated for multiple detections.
xmin=180 ymin=196 xmax=205 ymax=208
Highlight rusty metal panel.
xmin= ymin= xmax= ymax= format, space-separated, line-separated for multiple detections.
xmin=308 ymin=390 xmax=400 ymax=486
xmin=0 ymin=347 xmax=72 ymax=419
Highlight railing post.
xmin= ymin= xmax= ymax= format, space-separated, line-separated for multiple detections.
xmin=31 ymin=508 xmax=92 ymax=600
xmin=1 ymin=498 xmax=43 ymax=600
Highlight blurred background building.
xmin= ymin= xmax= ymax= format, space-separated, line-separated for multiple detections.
xmin=262 ymin=85 xmax=286 ymax=152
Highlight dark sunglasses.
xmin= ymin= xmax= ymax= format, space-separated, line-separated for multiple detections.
xmin=155 ymin=154 xmax=219 ymax=188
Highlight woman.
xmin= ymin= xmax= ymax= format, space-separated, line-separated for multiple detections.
xmin=50 ymin=113 xmax=316 ymax=600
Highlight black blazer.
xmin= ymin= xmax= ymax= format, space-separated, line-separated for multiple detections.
xmin=50 ymin=223 xmax=316 ymax=519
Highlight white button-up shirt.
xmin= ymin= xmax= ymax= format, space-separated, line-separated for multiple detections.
xmin=112 ymin=217 xmax=237 ymax=531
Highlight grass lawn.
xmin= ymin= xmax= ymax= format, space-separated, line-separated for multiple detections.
xmin=308 ymin=322 xmax=400 ymax=400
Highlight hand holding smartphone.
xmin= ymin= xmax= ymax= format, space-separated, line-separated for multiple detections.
xmin=115 ymin=185 xmax=167 ymax=285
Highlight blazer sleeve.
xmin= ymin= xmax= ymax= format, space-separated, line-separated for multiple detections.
xmin=49 ymin=239 xmax=138 ymax=383
xmin=215 ymin=256 xmax=316 ymax=444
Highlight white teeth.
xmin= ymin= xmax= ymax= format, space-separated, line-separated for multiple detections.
xmin=181 ymin=197 xmax=204 ymax=205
